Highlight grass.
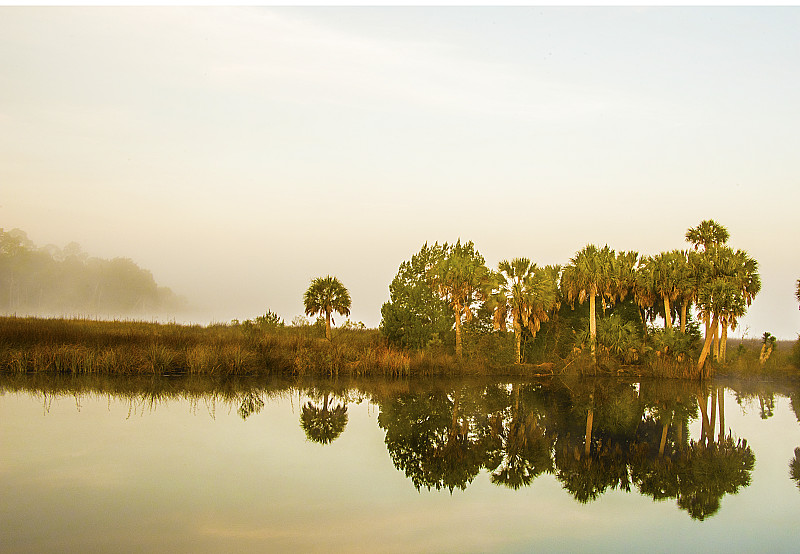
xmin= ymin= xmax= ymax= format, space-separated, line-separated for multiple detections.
xmin=0 ymin=316 xmax=472 ymax=377
xmin=2 ymin=316 xmax=798 ymax=379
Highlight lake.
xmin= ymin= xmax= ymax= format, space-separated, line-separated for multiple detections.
xmin=2 ymin=374 xmax=799 ymax=552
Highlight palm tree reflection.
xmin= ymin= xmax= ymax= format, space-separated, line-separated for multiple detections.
xmin=300 ymin=392 xmax=348 ymax=445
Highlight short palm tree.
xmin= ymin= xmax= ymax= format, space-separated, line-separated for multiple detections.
xmin=303 ymin=275 xmax=352 ymax=341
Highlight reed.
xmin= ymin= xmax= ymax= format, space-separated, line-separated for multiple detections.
xmin=0 ymin=316 xmax=471 ymax=377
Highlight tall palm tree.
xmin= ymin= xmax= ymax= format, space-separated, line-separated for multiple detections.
xmin=561 ymin=244 xmax=616 ymax=361
xmin=715 ymin=248 xmax=760 ymax=362
xmin=685 ymin=219 xmax=730 ymax=252
xmin=303 ymin=275 xmax=352 ymax=341
xmin=427 ymin=240 xmax=489 ymax=359
xmin=484 ymin=270 xmax=509 ymax=332
xmin=647 ymin=251 xmax=681 ymax=330
xmin=686 ymin=220 xmax=730 ymax=344
xmin=497 ymin=258 xmax=559 ymax=364
xmin=673 ymin=250 xmax=695 ymax=333
xmin=695 ymin=275 xmax=745 ymax=376
xmin=633 ymin=257 xmax=657 ymax=336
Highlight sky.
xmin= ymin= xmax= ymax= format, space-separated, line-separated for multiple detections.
xmin=2 ymin=6 xmax=799 ymax=338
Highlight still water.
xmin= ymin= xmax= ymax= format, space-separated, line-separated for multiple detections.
xmin=2 ymin=374 xmax=800 ymax=552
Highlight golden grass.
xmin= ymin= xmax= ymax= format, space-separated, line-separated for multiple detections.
xmin=0 ymin=316 xmax=466 ymax=377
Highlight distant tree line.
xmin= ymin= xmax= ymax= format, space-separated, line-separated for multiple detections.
xmin=380 ymin=220 xmax=763 ymax=377
xmin=0 ymin=228 xmax=186 ymax=316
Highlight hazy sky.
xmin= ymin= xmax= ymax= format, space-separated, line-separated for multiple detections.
xmin=2 ymin=7 xmax=799 ymax=338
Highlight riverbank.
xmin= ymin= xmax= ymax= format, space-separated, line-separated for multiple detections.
xmin=0 ymin=316 xmax=797 ymax=379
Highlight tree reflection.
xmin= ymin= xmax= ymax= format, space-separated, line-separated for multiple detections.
xmin=790 ymin=447 xmax=800 ymax=491
xmin=676 ymin=437 xmax=755 ymax=520
xmin=490 ymin=384 xmax=554 ymax=490
xmin=373 ymin=376 xmax=757 ymax=517
xmin=300 ymin=392 xmax=348 ymax=445
xmin=631 ymin=383 xmax=755 ymax=520
xmin=377 ymin=385 xmax=498 ymax=492
xmin=237 ymin=391 xmax=264 ymax=420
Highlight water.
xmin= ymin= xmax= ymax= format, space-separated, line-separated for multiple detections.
xmin=2 ymin=375 xmax=799 ymax=552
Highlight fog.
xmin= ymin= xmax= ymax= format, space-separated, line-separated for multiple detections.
xmin=2 ymin=7 xmax=799 ymax=338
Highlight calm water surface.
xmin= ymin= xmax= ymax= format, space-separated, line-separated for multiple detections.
xmin=2 ymin=374 xmax=800 ymax=552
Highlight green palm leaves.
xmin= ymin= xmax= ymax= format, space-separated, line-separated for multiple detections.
xmin=496 ymin=258 xmax=559 ymax=364
xmin=561 ymin=244 xmax=625 ymax=361
xmin=303 ymin=275 xmax=352 ymax=341
xmin=640 ymin=250 xmax=687 ymax=330
xmin=427 ymin=240 xmax=489 ymax=359
xmin=686 ymin=219 xmax=730 ymax=251
xmin=692 ymin=237 xmax=760 ymax=373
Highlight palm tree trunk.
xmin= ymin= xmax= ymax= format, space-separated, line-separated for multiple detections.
xmin=680 ymin=302 xmax=687 ymax=334
xmin=584 ymin=407 xmax=594 ymax=457
xmin=697 ymin=315 xmax=719 ymax=376
xmin=720 ymin=320 xmax=728 ymax=363
xmin=659 ymin=418 xmax=670 ymax=457
xmin=514 ymin=319 xmax=522 ymax=364
xmin=709 ymin=387 xmax=717 ymax=445
xmin=713 ymin=317 xmax=720 ymax=361
xmin=326 ymin=310 xmax=332 ymax=341
xmin=454 ymin=302 xmax=463 ymax=359
xmin=699 ymin=391 xmax=711 ymax=446
xmin=589 ymin=292 xmax=597 ymax=362
xmin=718 ymin=386 xmax=725 ymax=442
xmin=664 ymin=296 xmax=672 ymax=329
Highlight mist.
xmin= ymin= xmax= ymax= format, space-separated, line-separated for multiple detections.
xmin=2 ymin=7 xmax=800 ymax=338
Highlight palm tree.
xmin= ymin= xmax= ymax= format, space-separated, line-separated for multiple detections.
xmin=647 ymin=251 xmax=681 ymax=330
xmin=673 ymin=250 xmax=695 ymax=333
xmin=561 ymin=244 xmax=616 ymax=361
xmin=633 ymin=257 xmax=657 ymax=336
xmin=685 ymin=219 xmax=730 ymax=252
xmin=303 ymin=275 xmax=352 ymax=341
xmin=484 ymin=270 xmax=509 ymax=332
xmin=796 ymin=279 xmax=800 ymax=306
xmin=427 ymin=240 xmax=490 ymax=359
xmin=686 ymin=220 xmax=730 ymax=344
xmin=497 ymin=258 xmax=532 ymax=362
xmin=695 ymin=275 xmax=745 ymax=376
xmin=496 ymin=258 xmax=559 ymax=364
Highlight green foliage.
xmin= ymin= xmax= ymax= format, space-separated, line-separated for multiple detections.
xmin=380 ymin=243 xmax=454 ymax=349
xmin=649 ymin=327 xmax=700 ymax=361
xmin=255 ymin=310 xmax=284 ymax=328
xmin=304 ymin=275 xmax=352 ymax=341
xmin=237 ymin=310 xmax=285 ymax=334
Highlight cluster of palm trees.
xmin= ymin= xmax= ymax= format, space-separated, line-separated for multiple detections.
xmin=442 ymin=220 xmax=760 ymax=372
xmin=306 ymin=220 xmax=761 ymax=375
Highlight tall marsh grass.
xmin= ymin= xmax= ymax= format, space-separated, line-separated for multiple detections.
xmin=0 ymin=316 xmax=465 ymax=377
